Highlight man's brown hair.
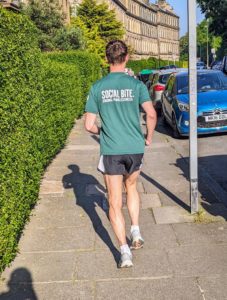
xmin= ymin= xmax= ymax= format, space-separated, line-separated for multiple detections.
xmin=106 ymin=40 xmax=128 ymax=65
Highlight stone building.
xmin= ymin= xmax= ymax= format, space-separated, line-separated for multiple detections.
xmin=72 ymin=0 xmax=180 ymax=61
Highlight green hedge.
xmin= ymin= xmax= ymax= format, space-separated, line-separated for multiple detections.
xmin=127 ymin=57 xmax=188 ymax=74
xmin=0 ymin=7 xmax=101 ymax=272
xmin=44 ymin=51 xmax=102 ymax=104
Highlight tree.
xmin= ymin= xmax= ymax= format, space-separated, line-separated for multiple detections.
xmin=22 ymin=0 xmax=84 ymax=51
xmin=22 ymin=0 xmax=64 ymax=50
xmin=197 ymin=0 xmax=227 ymax=56
xmin=180 ymin=20 xmax=222 ymax=62
xmin=72 ymin=0 xmax=125 ymax=64
xmin=179 ymin=34 xmax=189 ymax=61
xmin=53 ymin=26 xmax=85 ymax=51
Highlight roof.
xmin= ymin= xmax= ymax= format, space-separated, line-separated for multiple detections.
xmin=176 ymin=70 xmax=223 ymax=77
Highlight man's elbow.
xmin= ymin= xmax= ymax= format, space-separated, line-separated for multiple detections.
xmin=147 ymin=110 xmax=157 ymax=121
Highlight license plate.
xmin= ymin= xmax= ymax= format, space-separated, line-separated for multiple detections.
xmin=205 ymin=114 xmax=227 ymax=122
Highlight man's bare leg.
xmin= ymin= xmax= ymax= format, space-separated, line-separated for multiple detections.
xmin=125 ymin=170 xmax=144 ymax=249
xmin=104 ymin=174 xmax=126 ymax=246
xmin=125 ymin=170 xmax=141 ymax=226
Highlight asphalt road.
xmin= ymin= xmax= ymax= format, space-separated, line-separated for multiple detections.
xmin=155 ymin=116 xmax=227 ymax=203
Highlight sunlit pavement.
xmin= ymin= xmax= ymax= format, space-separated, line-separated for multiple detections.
xmin=0 ymin=116 xmax=227 ymax=300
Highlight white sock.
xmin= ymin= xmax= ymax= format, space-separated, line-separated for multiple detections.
xmin=120 ymin=244 xmax=131 ymax=256
xmin=131 ymin=225 xmax=140 ymax=234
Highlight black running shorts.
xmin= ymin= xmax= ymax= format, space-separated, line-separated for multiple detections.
xmin=98 ymin=154 xmax=144 ymax=175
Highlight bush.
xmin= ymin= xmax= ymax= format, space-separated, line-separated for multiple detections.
xmin=0 ymin=7 xmax=43 ymax=272
xmin=0 ymin=7 xmax=101 ymax=272
xmin=45 ymin=51 xmax=101 ymax=102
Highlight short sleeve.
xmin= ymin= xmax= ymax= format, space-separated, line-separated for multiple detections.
xmin=85 ymin=86 xmax=98 ymax=114
xmin=139 ymin=82 xmax=151 ymax=104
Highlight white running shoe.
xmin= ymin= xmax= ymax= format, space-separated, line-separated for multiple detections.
xmin=118 ymin=253 xmax=133 ymax=268
xmin=130 ymin=230 xmax=144 ymax=250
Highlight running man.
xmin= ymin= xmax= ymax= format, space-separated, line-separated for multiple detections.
xmin=85 ymin=40 xmax=157 ymax=268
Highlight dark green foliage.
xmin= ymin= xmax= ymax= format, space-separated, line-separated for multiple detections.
xmin=0 ymin=8 xmax=101 ymax=272
xmin=77 ymin=0 xmax=124 ymax=42
xmin=127 ymin=57 xmax=187 ymax=75
xmin=73 ymin=0 xmax=125 ymax=65
xmin=53 ymin=27 xmax=85 ymax=51
xmin=0 ymin=7 xmax=43 ymax=272
xmin=22 ymin=0 xmax=65 ymax=50
xmin=197 ymin=0 xmax=227 ymax=56
xmin=45 ymin=51 xmax=102 ymax=103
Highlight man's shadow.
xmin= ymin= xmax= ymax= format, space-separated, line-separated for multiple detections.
xmin=0 ymin=268 xmax=37 ymax=300
xmin=62 ymin=165 xmax=120 ymax=263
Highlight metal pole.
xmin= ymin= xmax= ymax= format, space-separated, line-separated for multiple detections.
xmin=188 ymin=0 xmax=199 ymax=214
xmin=207 ymin=19 xmax=209 ymax=68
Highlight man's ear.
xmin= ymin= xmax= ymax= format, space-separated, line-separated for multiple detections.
xmin=125 ymin=54 xmax=129 ymax=63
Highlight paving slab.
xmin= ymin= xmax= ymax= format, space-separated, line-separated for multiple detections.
xmin=75 ymin=249 xmax=172 ymax=280
xmin=19 ymin=226 xmax=95 ymax=252
xmin=29 ymin=203 xmax=91 ymax=228
xmin=123 ymin=209 xmax=156 ymax=226
xmin=172 ymin=223 xmax=227 ymax=245
xmin=167 ymin=244 xmax=227 ymax=277
xmin=96 ymin=277 xmax=202 ymax=300
xmin=2 ymin=252 xmax=76 ymax=283
xmin=39 ymin=180 xmax=64 ymax=195
xmin=140 ymin=193 xmax=161 ymax=209
xmin=0 ymin=281 xmax=94 ymax=300
xmin=152 ymin=206 xmax=194 ymax=224
xmin=198 ymin=275 xmax=227 ymax=300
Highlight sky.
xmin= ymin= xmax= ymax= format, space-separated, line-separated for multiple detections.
xmin=151 ymin=1 xmax=204 ymax=37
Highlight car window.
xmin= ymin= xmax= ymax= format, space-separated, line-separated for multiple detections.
xmin=177 ymin=72 xmax=227 ymax=94
xmin=220 ymin=72 xmax=227 ymax=89
xmin=159 ymin=74 xmax=171 ymax=84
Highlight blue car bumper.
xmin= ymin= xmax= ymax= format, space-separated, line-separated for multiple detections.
xmin=176 ymin=112 xmax=227 ymax=136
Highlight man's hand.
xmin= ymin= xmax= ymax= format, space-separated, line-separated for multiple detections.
xmin=145 ymin=138 xmax=152 ymax=146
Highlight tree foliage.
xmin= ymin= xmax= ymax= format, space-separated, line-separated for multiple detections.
xmin=197 ymin=0 xmax=227 ymax=56
xmin=72 ymin=0 xmax=125 ymax=64
xmin=180 ymin=20 xmax=223 ymax=61
xmin=22 ymin=0 xmax=84 ymax=51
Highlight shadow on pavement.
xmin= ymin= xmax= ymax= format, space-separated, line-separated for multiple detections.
xmin=176 ymin=155 xmax=227 ymax=220
xmin=0 ymin=268 xmax=37 ymax=300
xmin=140 ymin=171 xmax=191 ymax=212
xmin=62 ymin=165 xmax=120 ymax=264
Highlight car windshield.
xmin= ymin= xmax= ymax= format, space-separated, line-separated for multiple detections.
xmin=159 ymin=74 xmax=171 ymax=84
xmin=177 ymin=72 xmax=227 ymax=94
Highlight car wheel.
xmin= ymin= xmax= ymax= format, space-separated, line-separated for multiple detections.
xmin=172 ymin=115 xmax=181 ymax=139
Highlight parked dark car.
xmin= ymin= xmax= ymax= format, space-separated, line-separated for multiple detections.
xmin=159 ymin=65 xmax=177 ymax=70
xmin=210 ymin=60 xmax=222 ymax=70
xmin=196 ymin=61 xmax=206 ymax=69
xmin=161 ymin=70 xmax=227 ymax=138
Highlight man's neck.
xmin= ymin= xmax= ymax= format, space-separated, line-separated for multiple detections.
xmin=109 ymin=63 xmax=126 ymax=73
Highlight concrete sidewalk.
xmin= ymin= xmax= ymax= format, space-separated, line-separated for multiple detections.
xmin=0 ymin=117 xmax=227 ymax=300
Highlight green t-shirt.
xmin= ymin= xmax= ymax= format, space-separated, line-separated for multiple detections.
xmin=85 ymin=72 xmax=151 ymax=155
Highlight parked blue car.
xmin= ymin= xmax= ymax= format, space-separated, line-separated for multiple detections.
xmin=161 ymin=70 xmax=227 ymax=138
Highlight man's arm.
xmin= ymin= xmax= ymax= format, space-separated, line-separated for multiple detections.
xmin=84 ymin=112 xmax=100 ymax=135
xmin=141 ymin=101 xmax=157 ymax=146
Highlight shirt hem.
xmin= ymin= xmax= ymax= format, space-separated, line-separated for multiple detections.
xmin=101 ymin=150 xmax=145 ymax=155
